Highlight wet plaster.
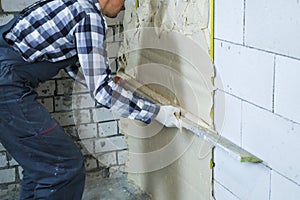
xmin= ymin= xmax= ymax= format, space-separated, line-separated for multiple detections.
xmin=118 ymin=0 xmax=215 ymax=199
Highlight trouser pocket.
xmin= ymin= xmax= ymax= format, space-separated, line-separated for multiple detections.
xmin=20 ymin=97 xmax=57 ymax=139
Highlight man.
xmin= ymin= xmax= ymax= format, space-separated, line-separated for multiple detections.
xmin=0 ymin=0 xmax=179 ymax=199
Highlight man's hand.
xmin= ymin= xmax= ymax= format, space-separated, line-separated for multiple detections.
xmin=155 ymin=105 xmax=180 ymax=128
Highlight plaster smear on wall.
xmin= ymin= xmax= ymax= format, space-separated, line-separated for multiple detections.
xmin=118 ymin=0 xmax=215 ymax=199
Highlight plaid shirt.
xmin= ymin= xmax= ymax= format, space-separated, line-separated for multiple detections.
xmin=5 ymin=0 xmax=159 ymax=123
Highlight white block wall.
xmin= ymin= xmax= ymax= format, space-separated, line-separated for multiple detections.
xmin=0 ymin=0 xmax=127 ymax=189
xmin=214 ymin=0 xmax=300 ymax=199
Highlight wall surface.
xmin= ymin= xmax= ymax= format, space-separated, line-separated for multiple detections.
xmin=0 ymin=0 xmax=127 ymax=192
xmin=119 ymin=0 xmax=214 ymax=199
xmin=214 ymin=0 xmax=300 ymax=199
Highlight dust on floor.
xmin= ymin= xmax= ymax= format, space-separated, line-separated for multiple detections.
xmin=0 ymin=170 xmax=151 ymax=200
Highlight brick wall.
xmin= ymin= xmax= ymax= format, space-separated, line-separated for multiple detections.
xmin=0 ymin=0 xmax=127 ymax=190
xmin=213 ymin=0 xmax=300 ymax=199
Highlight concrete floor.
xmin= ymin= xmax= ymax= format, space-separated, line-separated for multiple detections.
xmin=0 ymin=170 xmax=151 ymax=200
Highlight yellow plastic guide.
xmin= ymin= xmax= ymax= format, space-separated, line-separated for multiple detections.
xmin=135 ymin=0 xmax=139 ymax=9
xmin=209 ymin=0 xmax=215 ymax=169
xmin=209 ymin=0 xmax=215 ymax=60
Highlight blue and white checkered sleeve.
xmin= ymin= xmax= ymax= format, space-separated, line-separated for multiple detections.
xmin=75 ymin=13 xmax=159 ymax=124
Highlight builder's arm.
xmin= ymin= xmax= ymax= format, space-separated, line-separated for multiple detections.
xmin=74 ymin=13 xmax=179 ymax=127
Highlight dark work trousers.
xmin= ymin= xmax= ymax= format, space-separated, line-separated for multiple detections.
xmin=0 ymin=15 xmax=85 ymax=200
